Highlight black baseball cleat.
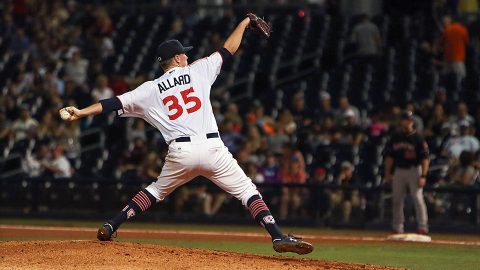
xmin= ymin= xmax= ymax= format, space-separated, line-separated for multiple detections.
xmin=272 ymin=234 xmax=314 ymax=255
xmin=97 ymin=223 xmax=117 ymax=241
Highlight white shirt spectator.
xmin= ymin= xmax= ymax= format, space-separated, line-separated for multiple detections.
xmin=443 ymin=135 xmax=480 ymax=158
xmin=92 ymin=86 xmax=114 ymax=101
xmin=12 ymin=116 xmax=38 ymax=141
xmin=50 ymin=155 xmax=72 ymax=178
xmin=64 ymin=47 xmax=89 ymax=84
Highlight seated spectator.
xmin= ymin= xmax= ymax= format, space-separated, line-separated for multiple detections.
xmin=442 ymin=121 xmax=479 ymax=159
xmin=291 ymin=92 xmax=312 ymax=127
xmin=425 ymin=104 xmax=448 ymax=137
xmin=91 ymin=75 xmax=114 ymax=101
xmin=251 ymin=103 xmax=274 ymax=133
xmin=11 ymin=106 xmax=38 ymax=141
xmin=366 ymin=110 xmax=388 ymax=139
xmin=223 ymin=103 xmax=243 ymax=133
xmin=245 ymin=124 xmax=262 ymax=153
xmin=64 ymin=47 xmax=88 ymax=85
xmin=57 ymin=119 xmax=81 ymax=160
xmin=448 ymin=151 xmax=479 ymax=186
xmin=44 ymin=69 xmax=65 ymax=96
xmin=220 ymin=120 xmax=242 ymax=155
xmin=100 ymin=34 xmax=114 ymax=59
xmin=336 ymin=96 xmax=361 ymax=125
xmin=96 ymin=8 xmax=113 ymax=35
xmin=8 ymin=28 xmax=30 ymax=55
xmin=119 ymin=137 xmax=148 ymax=175
xmin=406 ymin=102 xmax=424 ymax=133
xmin=278 ymin=109 xmax=297 ymax=135
xmin=309 ymin=167 xmax=334 ymax=220
xmin=331 ymin=161 xmax=361 ymax=224
xmin=335 ymin=109 xmax=364 ymax=147
xmin=246 ymin=162 xmax=264 ymax=183
xmin=42 ymin=144 xmax=72 ymax=178
xmin=283 ymin=156 xmax=307 ymax=183
xmin=315 ymin=91 xmax=335 ymax=120
xmin=174 ymin=184 xmax=226 ymax=217
xmin=311 ymin=114 xmax=337 ymax=147
xmin=258 ymin=153 xmax=282 ymax=183
xmin=448 ymin=102 xmax=475 ymax=127
xmin=23 ymin=143 xmax=50 ymax=177
xmin=267 ymin=125 xmax=291 ymax=155
xmin=203 ymin=190 xmax=227 ymax=217
xmin=127 ymin=119 xmax=147 ymax=143
xmin=279 ymin=148 xmax=307 ymax=219
xmin=138 ymin=151 xmax=161 ymax=180
xmin=36 ymin=111 xmax=59 ymax=141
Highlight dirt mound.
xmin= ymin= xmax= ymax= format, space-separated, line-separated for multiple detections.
xmin=0 ymin=240 xmax=401 ymax=270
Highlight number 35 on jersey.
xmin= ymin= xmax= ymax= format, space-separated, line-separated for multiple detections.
xmin=162 ymin=87 xmax=202 ymax=120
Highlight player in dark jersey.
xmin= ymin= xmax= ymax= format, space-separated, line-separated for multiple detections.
xmin=384 ymin=111 xmax=430 ymax=234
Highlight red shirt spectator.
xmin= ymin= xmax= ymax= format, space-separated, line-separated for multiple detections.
xmin=442 ymin=20 xmax=469 ymax=62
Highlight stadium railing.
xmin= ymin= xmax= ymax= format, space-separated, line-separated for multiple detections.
xmin=1 ymin=176 xmax=479 ymax=232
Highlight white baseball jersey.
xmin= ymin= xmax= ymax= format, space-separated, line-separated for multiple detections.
xmin=116 ymin=52 xmax=223 ymax=142
xmin=116 ymin=50 xmax=259 ymax=207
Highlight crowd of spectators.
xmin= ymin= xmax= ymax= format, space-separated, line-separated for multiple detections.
xmin=1 ymin=1 xmax=480 ymax=222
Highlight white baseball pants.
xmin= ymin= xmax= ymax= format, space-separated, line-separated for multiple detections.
xmin=145 ymin=135 xmax=259 ymax=206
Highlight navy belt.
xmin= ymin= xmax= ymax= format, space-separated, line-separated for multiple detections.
xmin=175 ymin=132 xmax=219 ymax=142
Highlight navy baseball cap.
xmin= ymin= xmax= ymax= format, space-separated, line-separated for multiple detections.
xmin=156 ymin=39 xmax=193 ymax=62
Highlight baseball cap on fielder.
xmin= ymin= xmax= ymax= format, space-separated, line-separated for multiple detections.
xmin=156 ymin=39 xmax=193 ymax=62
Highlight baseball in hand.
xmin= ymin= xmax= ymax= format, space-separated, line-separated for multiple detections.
xmin=60 ymin=109 xmax=71 ymax=120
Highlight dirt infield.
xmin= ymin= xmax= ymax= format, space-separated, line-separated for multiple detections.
xmin=0 ymin=240 xmax=402 ymax=270
xmin=0 ymin=225 xmax=408 ymax=270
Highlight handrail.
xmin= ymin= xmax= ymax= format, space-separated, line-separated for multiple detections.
xmin=1 ymin=176 xmax=479 ymax=194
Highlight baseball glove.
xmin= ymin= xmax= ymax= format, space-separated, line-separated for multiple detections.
xmin=246 ymin=13 xmax=272 ymax=38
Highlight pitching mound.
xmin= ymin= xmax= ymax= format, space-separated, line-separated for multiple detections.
xmin=0 ymin=240 xmax=402 ymax=270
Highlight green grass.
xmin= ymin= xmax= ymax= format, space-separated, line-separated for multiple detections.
xmin=122 ymin=238 xmax=480 ymax=270
xmin=1 ymin=218 xmax=480 ymax=270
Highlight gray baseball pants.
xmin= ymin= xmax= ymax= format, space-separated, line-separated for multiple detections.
xmin=392 ymin=167 xmax=428 ymax=232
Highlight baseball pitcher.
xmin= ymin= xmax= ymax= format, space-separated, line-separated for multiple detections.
xmin=59 ymin=14 xmax=313 ymax=255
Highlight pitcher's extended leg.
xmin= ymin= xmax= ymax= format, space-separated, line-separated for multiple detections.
xmin=206 ymin=145 xmax=313 ymax=254
xmin=97 ymin=189 xmax=157 ymax=241
xmin=98 ymin=149 xmax=193 ymax=241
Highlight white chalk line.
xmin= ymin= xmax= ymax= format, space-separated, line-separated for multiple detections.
xmin=1 ymin=224 xmax=479 ymax=246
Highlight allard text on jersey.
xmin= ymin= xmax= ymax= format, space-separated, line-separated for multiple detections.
xmin=157 ymin=74 xmax=191 ymax=93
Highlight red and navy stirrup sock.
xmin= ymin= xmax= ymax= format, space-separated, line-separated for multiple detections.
xmin=247 ymin=194 xmax=283 ymax=240
xmin=108 ymin=189 xmax=157 ymax=231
